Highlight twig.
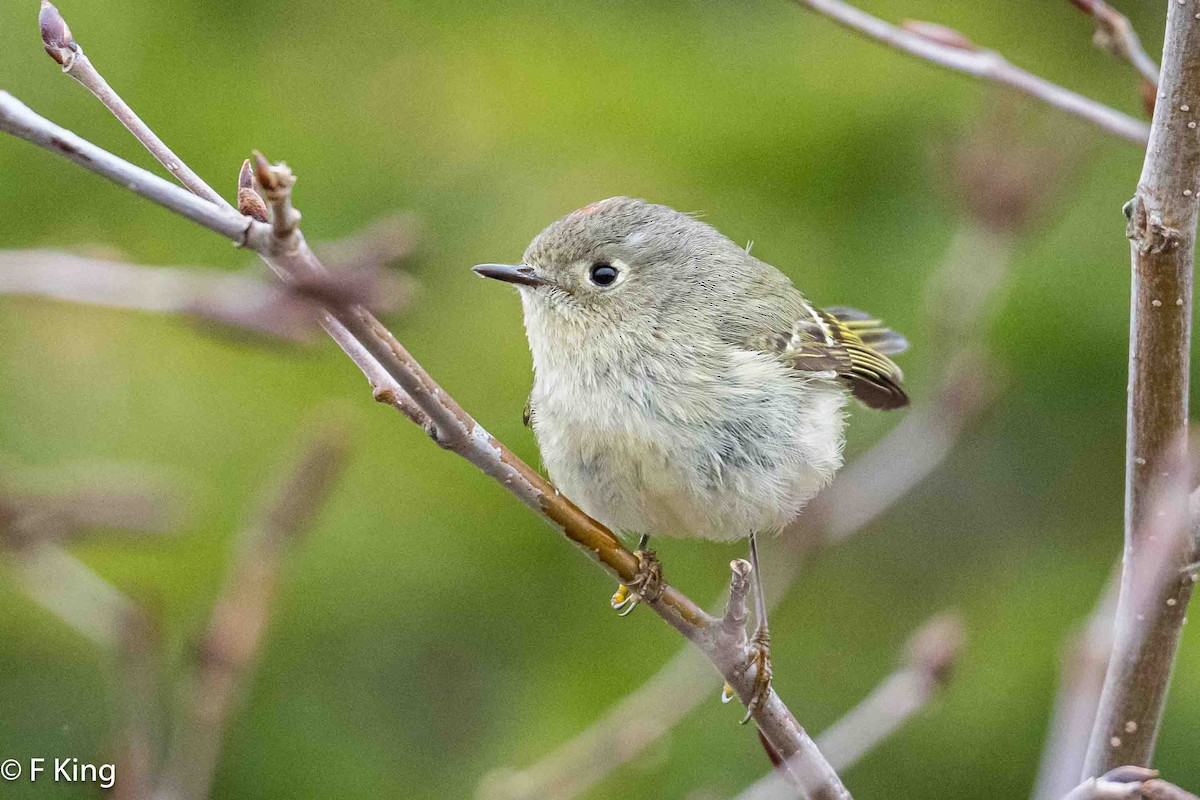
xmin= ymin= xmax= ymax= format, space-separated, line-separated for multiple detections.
xmin=39 ymin=0 xmax=225 ymax=206
xmin=2 ymin=485 xmax=159 ymax=800
xmin=1032 ymin=567 xmax=1120 ymax=800
xmin=0 ymin=75 xmax=852 ymax=800
xmin=723 ymin=559 xmax=754 ymax=640
xmin=112 ymin=609 xmax=160 ymax=800
xmin=1067 ymin=0 xmax=1160 ymax=114
xmin=37 ymin=0 xmax=428 ymax=426
xmin=0 ymin=535 xmax=137 ymax=648
xmin=817 ymin=614 xmax=964 ymax=771
xmin=1082 ymin=1 xmax=1200 ymax=775
xmin=156 ymin=424 xmax=350 ymax=800
xmin=784 ymin=0 xmax=1149 ymax=145
xmin=734 ymin=614 xmax=965 ymax=800
xmin=1063 ymin=767 xmax=1200 ymax=800
xmin=0 ymin=477 xmax=179 ymax=543
xmin=315 ymin=211 xmax=422 ymax=274
xmin=0 ymin=250 xmax=324 ymax=342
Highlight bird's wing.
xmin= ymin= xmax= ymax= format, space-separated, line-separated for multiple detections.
xmin=762 ymin=303 xmax=910 ymax=411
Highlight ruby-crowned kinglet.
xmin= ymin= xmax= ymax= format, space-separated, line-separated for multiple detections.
xmin=474 ymin=197 xmax=908 ymax=713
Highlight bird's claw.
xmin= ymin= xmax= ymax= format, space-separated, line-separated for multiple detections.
xmin=610 ymin=582 xmax=639 ymax=616
xmin=738 ymin=631 xmax=773 ymax=724
xmin=609 ymin=548 xmax=663 ymax=617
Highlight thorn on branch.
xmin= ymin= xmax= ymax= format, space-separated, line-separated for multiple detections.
xmin=39 ymin=1 xmax=78 ymax=69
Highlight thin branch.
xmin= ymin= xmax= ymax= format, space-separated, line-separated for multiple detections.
xmin=734 ymin=614 xmax=965 ymax=800
xmin=156 ymin=424 xmax=350 ymax=800
xmin=315 ymin=211 xmax=423 ymax=274
xmin=1067 ymin=0 xmax=1160 ymax=114
xmin=112 ymin=609 xmax=160 ymax=800
xmin=39 ymin=0 xmax=225 ymax=206
xmin=2 ymin=484 xmax=159 ymax=800
xmin=1064 ymin=767 xmax=1200 ymax=800
xmin=0 ymin=250 xmax=314 ymax=342
xmin=0 ymin=475 xmax=168 ymax=648
xmin=36 ymin=1 xmax=429 ymax=427
xmin=0 ymin=249 xmax=415 ymax=342
xmin=0 ymin=86 xmax=853 ymax=800
xmin=817 ymin=614 xmax=964 ymax=771
xmin=1032 ymin=567 xmax=1121 ymax=800
xmin=1083 ymin=2 xmax=1200 ymax=775
xmin=0 ymin=517 xmax=137 ymax=648
xmin=784 ymin=0 xmax=1149 ymax=145
xmin=0 ymin=481 xmax=179 ymax=544
xmin=723 ymin=559 xmax=754 ymax=640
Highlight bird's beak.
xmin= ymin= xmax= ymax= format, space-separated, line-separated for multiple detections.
xmin=472 ymin=263 xmax=548 ymax=288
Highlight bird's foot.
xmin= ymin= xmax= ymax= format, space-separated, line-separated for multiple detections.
xmin=737 ymin=629 xmax=773 ymax=724
xmin=610 ymin=548 xmax=663 ymax=617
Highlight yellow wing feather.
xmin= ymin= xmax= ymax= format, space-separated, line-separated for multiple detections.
xmin=779 ymin=305 xmax=909 ymax=411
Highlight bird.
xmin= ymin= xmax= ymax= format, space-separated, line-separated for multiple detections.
xmin=472 ymin=196 xmax=908 ymax=716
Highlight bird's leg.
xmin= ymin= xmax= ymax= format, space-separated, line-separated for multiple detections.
xmin=610 ymin=534 xmax=662 ymax=616
xmin=739 ymin=529 xmax=773 ymax=723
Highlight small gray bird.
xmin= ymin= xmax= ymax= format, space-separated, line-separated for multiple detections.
xmin=474 ymin=197 xmax=908 ymax=714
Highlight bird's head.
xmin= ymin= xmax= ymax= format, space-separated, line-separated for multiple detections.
xmin=473 ymin=197 xmax=744 ymax=331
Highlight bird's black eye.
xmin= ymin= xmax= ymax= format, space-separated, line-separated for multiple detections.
xmin=589 ymin=263 xmax=619 ymax=286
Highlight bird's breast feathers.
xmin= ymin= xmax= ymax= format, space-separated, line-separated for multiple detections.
xmin=527 ymin=337 xmax=847 ymax=542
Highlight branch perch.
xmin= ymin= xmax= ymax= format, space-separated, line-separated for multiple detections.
xmin=734 ymin=614 xmax=965 ymax=800
xmin=785 ymin=0 xmax=1150 ymax=145
xmin=1083 ymin=0 xmax=1200 ymax=775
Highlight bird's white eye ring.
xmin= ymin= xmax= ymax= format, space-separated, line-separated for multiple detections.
xmin=589 ymin=262 xmax=619 ymax=286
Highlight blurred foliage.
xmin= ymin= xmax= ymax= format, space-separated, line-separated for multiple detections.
xmin=0 ymin=0 xmax=1196 ymax=798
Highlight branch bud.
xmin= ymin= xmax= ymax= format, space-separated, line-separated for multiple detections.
xmin=237 ymin=159 xmax=268 ymax=222
xmin=251 ymin=150 xmax=296 ymax=199
xmin=251 ymin=150 xmax=277 ymax=192
xmin=39 ymin=1 xmax=78 ymax=69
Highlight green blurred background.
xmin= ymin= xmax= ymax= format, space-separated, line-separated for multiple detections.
xmin=1 ymin=0 xmax=1194 ymax=798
